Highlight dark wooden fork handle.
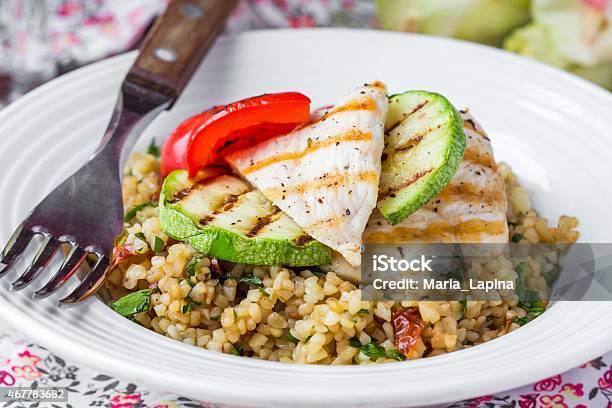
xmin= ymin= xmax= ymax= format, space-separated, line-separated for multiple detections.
xmin=126 ymin=0 xmax=239 ymax=105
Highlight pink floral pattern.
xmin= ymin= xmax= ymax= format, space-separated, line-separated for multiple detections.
xmin=450 ymin=355 xmax=612 ymax=407
xmin=0 ymin=325 xmax=609 ymax=408
xmin=540 ymin=394 xmax=569 ymax=408
xmin=600 ymin=368 xmax=612 ymax=389
xmin=1 ymin=1 xmax=612 ymax=407
xmin=46 ymin=0 xmax=167 ymax=64
xmin=535 ymin=375 xmax=564 ymax=392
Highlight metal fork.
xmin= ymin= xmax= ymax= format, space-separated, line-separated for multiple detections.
xmin=0 ymin=0 xmax=238 ymax=304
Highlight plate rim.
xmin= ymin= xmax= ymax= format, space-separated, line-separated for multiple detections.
xmin=1 ymin=28 xmax=612 ymax=407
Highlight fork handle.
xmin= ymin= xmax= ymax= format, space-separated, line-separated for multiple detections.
xmin=125 ymin=0 xmax=239 ymax=106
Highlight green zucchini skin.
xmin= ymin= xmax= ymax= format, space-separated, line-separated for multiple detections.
xmin=159 ymin=170 xmax=331 ymax=266
xmin=378 ymin=91 xmax=466 ymax=225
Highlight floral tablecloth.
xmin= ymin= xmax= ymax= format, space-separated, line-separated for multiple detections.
xmin=1 ymin=1 xmax=611 ymax=407
xmin=1 ymin=319 xmax=611 ymax=407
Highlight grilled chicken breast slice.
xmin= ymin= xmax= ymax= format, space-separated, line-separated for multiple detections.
xmin=226 ymin=82 xmax=389 ymax=266
xmin=365 ymin=110 xmax=508 ymax=244
xmin=328 ymin=111 xmax=508 ymax=282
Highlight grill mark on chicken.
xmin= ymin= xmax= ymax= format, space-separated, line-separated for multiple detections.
xmin=307 ymin=213 xmax=347 ymax=229
xmin=366 ymin=111 xmax=508 ymax=248
xmin=364 ymin=219 xmax=508 ymax=243
xmin=436 ymin=183 xmax=505 ymax=207
xmin=379 ymin=168 xmax=434 ymax=200
xmin=241 ymin=130 xmax=373 ymax=175
xmin=246 ymin=207 xmax=282 ymax=237
xmin=311 ymin=98 xmax=378 ymax=125
xmin=367 ymin=81 xmax=386 ymax=90
xmin=464 ymin=119 xmax=490 ymax=141
xmin=463 ymin=149 xmax=497 ymax=171
xmin=264 ymin=171 xmax=379 ymax=199
xmin=226 ymin=83 xmax=389 ymax=266
xmin=385 ymin=100 xmax=430 ymax=134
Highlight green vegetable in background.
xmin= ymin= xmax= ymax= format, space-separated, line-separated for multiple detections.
xmin=504 ymin=0 xmax=612 ymax=90
xmin=377 ymin=0 xmax=612 ymax=90
xmin=376 ymin=0 xmax=531 ymax=46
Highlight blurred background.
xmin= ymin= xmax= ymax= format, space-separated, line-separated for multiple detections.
xmin=0 ymin=0 xmax=610 ymax=108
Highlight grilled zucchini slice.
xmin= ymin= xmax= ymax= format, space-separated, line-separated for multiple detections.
xmin=377 ymin=91 xmax=466 ymax=225
xmin=159 ymin=169 xmax=331 ymax=266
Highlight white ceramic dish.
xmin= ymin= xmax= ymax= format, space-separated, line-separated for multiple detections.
xmin=0 ymin=29 xmax=611 ymax=408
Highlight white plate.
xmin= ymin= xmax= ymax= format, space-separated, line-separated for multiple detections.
xmin=1 ymin=29 xmax=611 ymax=408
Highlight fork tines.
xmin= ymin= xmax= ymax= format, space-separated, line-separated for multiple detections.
xmin=0 ymin=224 xmax=109 ymax=304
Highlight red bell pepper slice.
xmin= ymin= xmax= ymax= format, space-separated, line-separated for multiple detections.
xmin=160 ymin=92 xmax=311 ymax=177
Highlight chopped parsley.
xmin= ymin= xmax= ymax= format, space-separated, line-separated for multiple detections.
xmin=512 ymin=262 xmax=546 ymax=325
xmin=124 ymin=201 xmax=158 ymax=222
xmin=358 ymin=308 xmax=369 ymax=314
xmin=134 ymin=232 xmax=147 ymax=242
xmin=459 ymin=299 xmax=468 ymax=319
xmin=185 ymin=254 xmax=205 ymax=279
xmin=348 ymin=339 xmax=405 ymax=361
xmin=358 ymin=343 xmax=387 ymax=359
xmin=147 ymin=138 xmax=161 ymax=158
xmin=307 ymin=267 xmax=326 ymax=277
xmin=512 ymin=305 xmax=545 ymax=326
xmin=182 ymin=299 xmax=201 ymax=314
xmin=349 ymin=337 xmax=362 ymax=348
xmin=511 ymin=233 xmax=524 ymax=243
xmin=284 ymin=330 xmax=299 ymax=344
xmin=259 ymin=288 xmax=270 ymax=297
xmin=542 ymin=265 xmax=560 ymax=285
xmin=110 ymin=289 xmax=152 ymax=316
xmin=237 ymin=275 xmax=264 ymax=287
xmin=384 ymin=349 xmax=406 ymax=361
xmin=515 ymin=261 xmax=529 ymax=276
xmin=446 ymin=268 xmax=463 ymax=282
xmin=229 ymin=343 xmax=244 ymax=356
xmin=512 ymin=316 xmax=530 ymax=326
xmin=153 ymin=236 xmax=165 ymax=253
xmin=514 ymin=262 xmax=541 ymax=308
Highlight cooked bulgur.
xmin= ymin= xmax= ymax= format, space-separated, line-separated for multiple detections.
xmin=105 ymin=153 xmax=579 ymax=364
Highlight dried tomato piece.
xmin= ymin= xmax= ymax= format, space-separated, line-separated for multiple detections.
xmin=392 ymin=308 xmax=424 ymax=357
xmin=110 ymin=243 xmax=139 ymax=270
